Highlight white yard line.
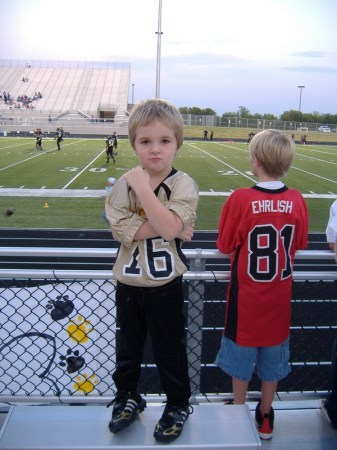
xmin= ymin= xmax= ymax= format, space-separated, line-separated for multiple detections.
xmin=0 ymin=140 xmax=85 ymax=171
xmin=186 ymin=142 xmax=256 ymax=183
xmin=0 ymin=189 xmax=336 ymax=199
xmin=294 ymin=152 xmax=337 ymax=166
xmin=1 ymin=141 xmax=336 ymax=198
xmin=0 ymin=142 xmax=32 ymax=150
xmin=291 ymin=165 xmax=337 ymax=184
xmin=62 ymin=149 xmax=106 ymax=189
xmin=187 ymin=141 xmax=337 ymax=185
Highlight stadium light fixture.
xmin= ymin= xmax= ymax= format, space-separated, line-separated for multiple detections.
xmin=298 ymin=85 xmax=305 ymax=113
xmin=155 ymin=0 xmax=163 ymax=98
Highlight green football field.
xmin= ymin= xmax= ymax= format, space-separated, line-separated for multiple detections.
xmin=0 ymin=136 xmax=336 ymax=232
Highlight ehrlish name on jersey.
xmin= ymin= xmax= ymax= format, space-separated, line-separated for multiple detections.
xmin=251 ymin=199 xmax=293 ymax=214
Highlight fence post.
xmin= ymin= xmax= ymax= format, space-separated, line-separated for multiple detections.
xmin=186 ymin=248 xmax=205 ymax=401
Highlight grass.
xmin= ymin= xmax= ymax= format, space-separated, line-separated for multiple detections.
xmin=1 ymin=197 xmax=104 ymax=229
xmin=1 ymin=135 xmax=337 ymax=232
xmin=0 ymin=195 xmax=333 ymax=232
xmin=183 ymin=126 xmax=337 ymax=143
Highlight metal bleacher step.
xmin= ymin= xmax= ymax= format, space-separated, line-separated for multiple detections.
xmin=0 ymin=404 xmax=261 ymax=449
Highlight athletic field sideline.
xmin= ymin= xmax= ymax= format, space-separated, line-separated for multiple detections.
xmin=1 ymin=189 xmax=337 ymax=199
xmin=1 ymin=137 xmax=337 ymax=231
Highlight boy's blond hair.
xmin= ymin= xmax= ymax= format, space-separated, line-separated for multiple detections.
xmin=128 ymin=98 xmax=184 ymax=150
xmin=249 ymin=129 xmax=295 ymax=178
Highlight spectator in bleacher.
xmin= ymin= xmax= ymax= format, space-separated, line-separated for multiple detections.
xmin=321 ymin=200 xmax=337 ymax=429
xmin=215 ymin=130 xmax=309 ymax=440
xmin=105 ymin=98 xmax=198 ymax=443
xmin=54 ymin=127 xmax=63 ymax=150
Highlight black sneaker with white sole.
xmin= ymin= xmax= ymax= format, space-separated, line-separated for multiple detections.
xmin=107 ymin=391 xmax=146 ymax=434
xmin=153 ymin=403 xmax=193 ymax=443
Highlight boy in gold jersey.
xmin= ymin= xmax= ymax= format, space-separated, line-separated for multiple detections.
xmin=105 ymin=98 xmax=199 ymax=443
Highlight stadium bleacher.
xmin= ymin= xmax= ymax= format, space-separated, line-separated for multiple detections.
xmin=0 ymin=60 xmax=131 ymax=136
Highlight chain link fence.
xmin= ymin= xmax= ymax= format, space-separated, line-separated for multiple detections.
xmin=0 ymin=248 xmax=336 ymax=403
xmin=181 ymin=114 xmax=337 ymax=133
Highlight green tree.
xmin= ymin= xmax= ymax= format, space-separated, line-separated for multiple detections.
xmin=280 ymin=110 xmax=303 ymax=121
xmin=180 ymin=104 xmax=337 ymax=125
xmin=238 ymin=106 xmax=251 ymax=117
xmin=221 ymin=111 xmax=238 ymax=118
xmin=179 ymin=106 xmax=216 ymax=115
xmin=203 ymin=107 xmax=217 ymax=115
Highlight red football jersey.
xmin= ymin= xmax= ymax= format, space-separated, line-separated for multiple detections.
xmin=217 ymin=185 xmax=308 ymax=346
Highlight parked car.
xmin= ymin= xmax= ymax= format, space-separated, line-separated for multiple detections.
xmin=331 ymin=128 xmax=337 ymax=133
xmin=318 ymin=126 xmax=331 ymax=132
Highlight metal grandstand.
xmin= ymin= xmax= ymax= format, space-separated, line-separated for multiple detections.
xmin=0 ymin=59 xmax=131 ymax=136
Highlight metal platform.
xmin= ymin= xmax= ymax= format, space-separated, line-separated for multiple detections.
xmin=0 ymin=404 xmax=260 ymax=449
xmin=1 ymin=401 xmax=337 ymax=449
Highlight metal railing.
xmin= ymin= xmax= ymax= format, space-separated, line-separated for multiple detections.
xmin=0 ymin=247 xmax=336 ymax=404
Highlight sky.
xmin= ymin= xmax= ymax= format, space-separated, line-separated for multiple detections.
xmin=1 ymin=0 xmax=337 ymax=117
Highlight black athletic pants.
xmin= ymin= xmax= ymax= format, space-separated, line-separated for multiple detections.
xmin=112 ymin=276 xmax=191 ymax=406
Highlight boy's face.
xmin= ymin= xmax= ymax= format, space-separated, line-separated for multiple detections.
xmin=133 ymin=120 xmax=178 ymax=175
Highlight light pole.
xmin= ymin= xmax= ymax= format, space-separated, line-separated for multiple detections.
xmin=132 ymin=84 xmax=134 ymax=104
xmin=298 ymin=85 xmax=305 ymax=113
xmin=155 ymin=0 xmax=163 ymax=98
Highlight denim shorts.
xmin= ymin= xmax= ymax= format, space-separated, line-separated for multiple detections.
xmin=215 ymin=335 xmax=291 ymax=382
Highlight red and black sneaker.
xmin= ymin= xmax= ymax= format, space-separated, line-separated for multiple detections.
xmin=255 ymin=402 xmax=274 ymax=440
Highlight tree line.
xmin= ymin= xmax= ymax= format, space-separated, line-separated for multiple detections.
xmin=178 ymin=105 xmax=337 ymax=125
